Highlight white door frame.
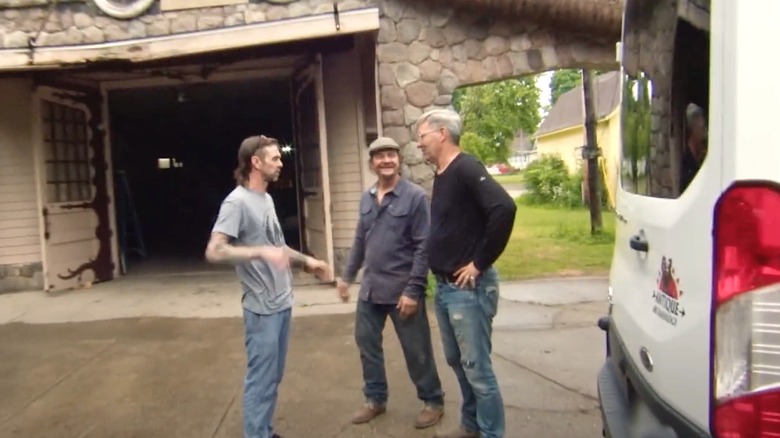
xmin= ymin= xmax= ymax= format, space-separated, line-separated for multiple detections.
xmin=292 ymin=55 xmax=335 ymax=274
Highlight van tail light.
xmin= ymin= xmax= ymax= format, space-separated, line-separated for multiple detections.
xmin=712 ymin=183 xmax=780 ymax=437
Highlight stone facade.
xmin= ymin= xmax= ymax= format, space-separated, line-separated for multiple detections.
xmin=0 ymin=0 xmax=618 ymax=195
xmin=377 ymin=0 xmax=618 ymax=191
xmin=0 ymin=0 xmax=372 ymax=48
xmin=0 ymin=262 xmax=43 ymax=294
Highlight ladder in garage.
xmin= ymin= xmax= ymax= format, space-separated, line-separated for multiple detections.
xmin=115 ymin=170 xmax=146 ymax=273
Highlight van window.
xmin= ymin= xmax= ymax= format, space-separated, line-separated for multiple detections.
xmin=620 ymin=1 xmax=710 ymax=198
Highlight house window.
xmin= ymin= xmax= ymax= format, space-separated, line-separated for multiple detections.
xmin=42 ymin=101 xmax=92 ymax=203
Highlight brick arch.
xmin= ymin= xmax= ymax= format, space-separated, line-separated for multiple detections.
xmin=377 ymin=0 xmax=619 ymax=188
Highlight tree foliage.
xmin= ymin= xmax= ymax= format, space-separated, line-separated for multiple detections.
xmin=457 ymin=77 xmax=541 ymax=165
xmin=550 ymin=69 xmax=582 ymax=105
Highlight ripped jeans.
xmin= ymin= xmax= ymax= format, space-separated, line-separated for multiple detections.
xmin=434 ymin=266 xmax=504 ymax=438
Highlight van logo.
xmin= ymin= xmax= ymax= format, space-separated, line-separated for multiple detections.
xmin=652 ymin=256 xmax=686 ymax=326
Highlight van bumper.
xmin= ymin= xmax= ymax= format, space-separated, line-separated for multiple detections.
xmin=596 ymin=316 xmax=711 ymax=438
xmin=597 ymin=359 xmax=632 ymax=438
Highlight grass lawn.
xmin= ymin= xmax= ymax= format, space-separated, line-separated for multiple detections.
xmin=495 ymin=205 xmax=616 ymax=280
xmin=493 ymin=172 xmax=525 ymax=185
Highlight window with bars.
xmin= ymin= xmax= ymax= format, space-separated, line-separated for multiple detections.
xmin=42 ymin=101 xmax=93 ymax=203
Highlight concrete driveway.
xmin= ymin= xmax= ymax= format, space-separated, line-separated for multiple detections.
xmin=0 ymin=275 xmax=608 ymax=438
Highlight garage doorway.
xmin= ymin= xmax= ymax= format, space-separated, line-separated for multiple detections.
xmin=108 ymin=76 xmax=306 ymax=278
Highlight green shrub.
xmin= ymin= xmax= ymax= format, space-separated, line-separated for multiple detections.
xmin=520 ymin=155 xmax=583 ymax=208
xmin=519 ymin=155 xmax=612 ymax=210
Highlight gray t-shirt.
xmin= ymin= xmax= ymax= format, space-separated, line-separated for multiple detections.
xmin=212 ymin=186 xmax=293 ymax=315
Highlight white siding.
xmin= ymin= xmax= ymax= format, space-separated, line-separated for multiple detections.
xmin=0 ymin=79 xmax=40 ymax=265
xmin=322 ymin=49 xmax=365 ymax=250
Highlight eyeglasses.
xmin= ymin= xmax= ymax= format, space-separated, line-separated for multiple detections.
xmin=417 ymin=128 xmax=442 ymax=141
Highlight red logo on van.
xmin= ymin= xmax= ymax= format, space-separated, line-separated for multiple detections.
xmin=652 ymin=256 xmax=685 ymax=326
xmin=658 ymin=256 xmax=681 ymax=299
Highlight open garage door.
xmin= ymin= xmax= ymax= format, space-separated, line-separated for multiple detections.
xmin=32 ymin=85 xmax=116 ymax=292
xmin=292 ymin=57 xmax=334 ymax=273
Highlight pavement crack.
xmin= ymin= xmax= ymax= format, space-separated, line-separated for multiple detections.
xmin=493 ymin=352 xmax=599 ymax=403
xmin=508 ymin=300 xmax=605 ymax=308
xmin=75 ymin=423 xmax=97 ymax=438
xmin=330 ymin=419 xmax=354 ymax=438
xmin=504 ymin=403 xmax=599 ymax=414
xmin=210 ymin=387 xmax=239 ymax=438
xmin=0 ymin=338 xmax=118 ymax=427
xmin=8 ymin=312 xmax=27 ymax=323
xmin=495 ymin=322 xmax=597 ymax=332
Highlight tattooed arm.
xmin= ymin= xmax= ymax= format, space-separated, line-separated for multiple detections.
xmin=205 ymin=232 xmax=287 ymax=268
xmin=282 ymin=245 xmax=334 ymax=281
xmin=282 ymin=246 xmax=313 ymax=267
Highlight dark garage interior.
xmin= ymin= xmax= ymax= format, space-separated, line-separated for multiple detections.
xmin=108 ymin=77 xmax=300 ymax=274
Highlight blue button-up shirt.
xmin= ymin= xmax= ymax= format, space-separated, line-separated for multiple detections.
xmin=342 ymin=178 xmax=430 ymax=304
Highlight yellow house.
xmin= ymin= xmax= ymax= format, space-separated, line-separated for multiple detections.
xmin=534 ymin=71 xmax=621 ymax=207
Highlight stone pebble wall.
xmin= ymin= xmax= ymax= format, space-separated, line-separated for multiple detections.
xmin=0 ymin=262 xmax=42 ymax=294
xmin=0 ymin=0 xmax=372 ymax=48
xmin=376 ymin=0 xmax=616 ymax=191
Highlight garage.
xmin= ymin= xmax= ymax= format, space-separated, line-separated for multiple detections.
xmin=0 ymin=25 xmax=377 ymax=292
xmin=108 ymin=75 xmax=300 ymax=275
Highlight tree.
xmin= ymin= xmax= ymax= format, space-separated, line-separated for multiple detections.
xmin=457 ymin=77 xmax=541 ymax=164
xmin=550 ymin=69 xmax=582 ymax=104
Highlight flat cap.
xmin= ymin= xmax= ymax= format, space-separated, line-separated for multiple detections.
xmin=367 ymin=136 xmax=400 ymax=155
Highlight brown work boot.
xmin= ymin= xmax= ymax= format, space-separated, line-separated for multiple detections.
xmin=434 ymin=425 xmax=479 ymax=438
xmin=351 ymin=402 xmax=386 ymax=424
xmin=414 ymin=404 xmax=444 ymax=429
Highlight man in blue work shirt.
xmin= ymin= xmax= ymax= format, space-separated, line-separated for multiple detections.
xmin=337 ymin=137 xmax=445 ymax=430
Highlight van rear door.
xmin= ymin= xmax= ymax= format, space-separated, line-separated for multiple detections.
xmin=609 ymin=0 xmax=719 ymax=430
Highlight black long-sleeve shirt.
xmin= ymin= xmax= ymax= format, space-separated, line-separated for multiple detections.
xmin=342 ymin=178 xmax=430 ymax=303
xmin=428 ymin=153 xmax=517 ymax=276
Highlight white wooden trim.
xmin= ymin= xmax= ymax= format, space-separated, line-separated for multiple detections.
xmin=313 ymin=54 xmax=335 ymax=275
xmin=373 ymin=55 xmax=383 ymax=138
xmin=30 ymin=85 xmax=48 ymax=290
xmin=353 ymin=46 xmax=368 ymax=192
xmin=0 ymin=8 xmax=379 ymax=71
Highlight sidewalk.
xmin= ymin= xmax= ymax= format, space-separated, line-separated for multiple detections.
xmin=0 ymin=271 xmax=608 ymax=324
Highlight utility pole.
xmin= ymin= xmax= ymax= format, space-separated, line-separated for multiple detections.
xmin=581 ymin=69 xmax=603 ymax=234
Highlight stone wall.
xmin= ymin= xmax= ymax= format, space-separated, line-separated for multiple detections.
xmin=376 ymin=0 xmax=618 ymax=191
xmin=0 ymin=0 xmax=372 ymax=48
xmin=0 ymin=262 xmax=43 ymax=294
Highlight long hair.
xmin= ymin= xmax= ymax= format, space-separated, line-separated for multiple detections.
xmin=233 ymin=135 xmax=279 ymax=185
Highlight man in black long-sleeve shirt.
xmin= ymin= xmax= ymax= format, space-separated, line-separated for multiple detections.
xmin=337 ymin=137 xmax=445 ymax=430
xmin=416 ymin=109 xmax=516 ymax=438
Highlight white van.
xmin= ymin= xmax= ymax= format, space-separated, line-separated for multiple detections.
xmin=598 ymin=0 xmax=780 ymax=437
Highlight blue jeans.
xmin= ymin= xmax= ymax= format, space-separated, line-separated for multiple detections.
xmin=243 ymin=307 xmax=291 ymax=438
xmin=435 ymin=267 xmax=504 ymax=438
xmin=355 ymin=298 xmax=444 ymax=406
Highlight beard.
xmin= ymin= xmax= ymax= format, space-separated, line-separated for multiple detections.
xmin=263 ymin=170 xmax=281 ymax=183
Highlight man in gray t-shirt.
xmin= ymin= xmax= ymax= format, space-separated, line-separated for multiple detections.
xmin=212 ymin=186 xmax=293 ymax=314
xmin=205 ymin=135 xmax=332 ymax=438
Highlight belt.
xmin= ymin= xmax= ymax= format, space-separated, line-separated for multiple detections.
xmin=433 ymin=272 xmax=459 ymax=284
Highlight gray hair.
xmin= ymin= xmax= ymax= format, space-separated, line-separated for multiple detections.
xmin=686 ymin=103 xmax=705 ymax=127
xmin=416 ymin=109 xmax=462 ymax=145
